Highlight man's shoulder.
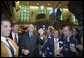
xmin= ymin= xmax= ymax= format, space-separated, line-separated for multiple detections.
xmin=47 ymin=38 xmax=54 ymax=44
xmin=69 ymin=35 xmax=78 ymax=43
xmin=70 ymin=35 xmax=75 ymax=40
xmin=8 ymin=37 xmax=16 ymax=43
xmin=1 ymin=41 xmax=5 ymax=46
xmin=22 ymin=32 xmax=29 ymax=36
xmin=9 ymin=32 xmax=12 ymax=38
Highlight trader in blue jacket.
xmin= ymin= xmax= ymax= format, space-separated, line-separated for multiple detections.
xmin=40 ymin=30 xmax=63 ymax=57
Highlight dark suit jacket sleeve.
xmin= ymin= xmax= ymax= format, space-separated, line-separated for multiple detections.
xmin=41 ymin=40 xmax=49 ymax=53
xmin=37 ymin=34 xmax=45 ymax=45
xmin=70 ymin=35 xmax=79 ymax=45
xmin=20 ymin=35 xmax=25 ymax=52
xmin=9 ymin=33 xmax=13 ymax=40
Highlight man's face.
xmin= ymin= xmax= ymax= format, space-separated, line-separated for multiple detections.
xmin=1 ymin=21 xmax=11 ymax=37
xmin=46 ymin=30 xmax=51 ymax=36
xmin=28 ymin=24 xmax=34 ymax=32
xmin=12 ymin=24 xmax=19 ymax=33
xmin=63 ymin=27 xmax=71 ymax=37
xmin=72 ymin=29 xmax=77 ymax=35
xmin=54 ymin=30 xmax=59 ymax=38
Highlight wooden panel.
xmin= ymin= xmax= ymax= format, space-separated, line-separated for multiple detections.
xmin=19 ymin=1 xmax=69 ymax=8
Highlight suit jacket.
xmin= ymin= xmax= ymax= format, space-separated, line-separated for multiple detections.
xmin=9 ymin=32 xmax=23 ymax=57
xmin=20 ymin=32 xmax=44 ymax=57
xmin=62 ymin=35 xmax=79 ymax=57
xmin=1 ymin=37 xmax=18 ymax=57
xmin=41 ymin=36 xmax=63 ymax=57
xmin=9 ymin=32 xmax=22 ymax=46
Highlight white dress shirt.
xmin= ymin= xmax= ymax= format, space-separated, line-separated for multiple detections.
xmin=67 ymin=34 xmax=72 ymax=42
xmin=48 ymin=35 xmax=52 ymax=39
xmin=12 ymin=32 xmax=18 ymax=42
xmin=29 ymin=32 xmax=44 ymax=40
xmin=1 ymin=36 xmax=16 ymax=57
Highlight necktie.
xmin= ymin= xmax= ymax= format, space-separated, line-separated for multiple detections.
xmin=30 ymin=35 xmax=32 ymax=43
xmin=15 ymin=34 xmax=18 ymax=44
xmin=6 ymin=39 xmax=14 ymax=57
xmin=54 ymin=39 xmax=58 ymax=57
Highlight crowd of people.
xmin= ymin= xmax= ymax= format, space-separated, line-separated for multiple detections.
xmin=1 ymin=19 xmax=83 ymax=57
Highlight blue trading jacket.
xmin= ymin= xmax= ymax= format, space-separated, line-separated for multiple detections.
xmin=41 ymin=36 xmax=63 ymax=57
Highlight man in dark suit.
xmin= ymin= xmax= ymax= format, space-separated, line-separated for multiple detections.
xmin=61 ymin=26 xmax=79 ymax=57
xmin=9 ymin=23 xmax=22 ymax=57
xmin=40 ymin=30 xmax=63 ymax=57
xmin=20 ymin=24 xmax=44 ymax=57
xmin=9 ymin=23 xmax=19 ymax=45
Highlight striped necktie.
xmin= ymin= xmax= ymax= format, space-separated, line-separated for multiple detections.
xmin=54 ymin=39 xmax=58 ymax=57
xmin=15 ymin=34 xmax=18 ymax=45
xmin=6 ymin=39 xmax=14 ymax=57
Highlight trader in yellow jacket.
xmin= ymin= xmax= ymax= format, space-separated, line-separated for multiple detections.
xmin=1 ymin=19 xmax=18 ymax=57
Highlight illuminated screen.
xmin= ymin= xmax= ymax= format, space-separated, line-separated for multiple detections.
xmin=49 ymin=10 xmax=53 ymax=15
xmin=42 ymin=25 xmax=46 ymax=30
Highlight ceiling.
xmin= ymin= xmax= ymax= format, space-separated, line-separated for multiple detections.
xmin=17 ymin=1 xmax=69 ymax=8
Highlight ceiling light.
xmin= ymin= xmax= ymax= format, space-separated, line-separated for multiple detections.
xmin=19 ymin=6 xmax=21 ymax=8
xmin=24 ymin=10 xmax=26 ymax=12
xmin=48 ymin=3 xmax=50 ymax=5
xmin=37 ymin=3 xmax=39 ymax=5
xmin=40 ymin=5 xmax=44 ymax=10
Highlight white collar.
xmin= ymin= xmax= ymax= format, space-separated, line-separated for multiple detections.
xmin=1 ymin=36 xmax=10 ymax=48
xmin=12 ymin=32 xmax=18 ymax=35
xmin=67 ymin=34 xmax=72 ymax=42
xmin=54 ymin=38 xmax=59 ymax=42
xmin=68 ymin=34 xmax=72 ymax=38
xmin=1 ymin=36 xmax=16 ymax=56
xmin=48 ymin=35 xmax=51 ymax=39
xmin=1 ymin=36 xmax=8 ymax=42
xmin=29 ymin=32 xmax=33 ymax=36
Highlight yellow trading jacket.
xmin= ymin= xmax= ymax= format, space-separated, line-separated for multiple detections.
xmin=1 ymin=38 xmax=19 ymax=57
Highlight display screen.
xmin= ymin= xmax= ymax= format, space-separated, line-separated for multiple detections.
xmin=49 ymin=10 xmax=53 ymax=16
